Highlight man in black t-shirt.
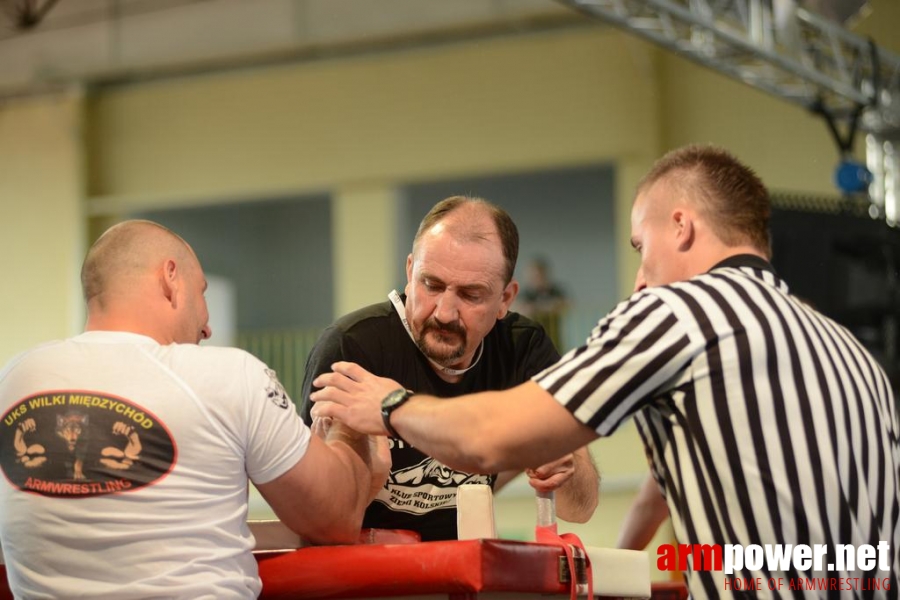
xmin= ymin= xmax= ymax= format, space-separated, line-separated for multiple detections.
xmin=300 ymin=196 xmax=599 ymax=541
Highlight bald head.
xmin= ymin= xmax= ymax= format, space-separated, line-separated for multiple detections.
xmin=413 ymin=196 xmax=519 ymax=284
xmin=81 ymin=220 xmax=196 ymax=306
xmin=81 ymin=220 xmax=211 ymax=344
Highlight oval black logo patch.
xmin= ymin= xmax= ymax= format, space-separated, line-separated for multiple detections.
xmin=1 ymin=391 xmax=176 ymax=498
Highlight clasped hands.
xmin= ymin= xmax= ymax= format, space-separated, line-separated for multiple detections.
xmin=311 ymin=361 xmax=577 ymax=492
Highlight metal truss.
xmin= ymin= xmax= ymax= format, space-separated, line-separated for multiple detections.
xmin=555 ymin=0 xmax=900 ymax=135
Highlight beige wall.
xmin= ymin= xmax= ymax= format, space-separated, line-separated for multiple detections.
xmin=87 ymin=30 xmax=661 ymax=205
xmin=86 ymin=27 xmax=664 ymax=315
xmin=661 ymin=53 xmax=838 ymax=195
xmin=855 ymin=0 xmax=900 ymax=54
xmin=0 ymin=92 xmax=85 ymax=366
xmin=332 ymin=185 xmax=401 ymax=315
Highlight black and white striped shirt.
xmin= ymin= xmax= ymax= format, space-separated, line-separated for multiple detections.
xmin=535 ymin=255 xmax=900 ymax=598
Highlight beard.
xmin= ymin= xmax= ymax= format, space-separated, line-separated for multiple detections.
xmin=415 ymin=317 xmax=468 ymax=365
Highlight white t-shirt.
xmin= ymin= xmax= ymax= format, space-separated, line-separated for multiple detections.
xmin=0 ymin=331 xmax=310 ymax=599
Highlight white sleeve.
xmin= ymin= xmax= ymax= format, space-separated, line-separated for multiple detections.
xmin=240 ymin=354 xmax=311 ymax=484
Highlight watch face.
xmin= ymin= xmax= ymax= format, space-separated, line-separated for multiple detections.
xmin=382 ymin=388 xmax=410 ymax=409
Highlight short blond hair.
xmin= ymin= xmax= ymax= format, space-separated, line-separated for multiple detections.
xmin=639 ymin=145 xmax=771 ymax=257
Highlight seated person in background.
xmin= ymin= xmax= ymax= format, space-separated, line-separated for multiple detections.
xmin=0 ymin=220 xmax=389 ymax=600
xmin=300 ymin=196 xmax=599 ymax=541
xmin=517 ymin=257 xmax=570 ymax=350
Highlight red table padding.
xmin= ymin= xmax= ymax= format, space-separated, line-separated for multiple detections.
xmin=256 ymin=539 xmax=571 ymax=599
xmin=0 ymin=539 xmax=575 ymax=600
xmin=650 ymin=581 xmax=689 ymax=600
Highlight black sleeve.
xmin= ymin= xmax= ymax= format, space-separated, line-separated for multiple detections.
xmin=521 ymin=322 xmax=563 ymax=379
xmin=298 ymin=326 xmax=367 ymax=424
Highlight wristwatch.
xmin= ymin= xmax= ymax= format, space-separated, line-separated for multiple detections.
xmin=381 ymin=388 xmax=413 ymax=439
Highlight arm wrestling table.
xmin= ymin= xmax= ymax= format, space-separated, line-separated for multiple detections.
xmin=0 ymin=536 xmax=651 ymax=599
xmin=256 ymin=538 xmax=650 ymax=599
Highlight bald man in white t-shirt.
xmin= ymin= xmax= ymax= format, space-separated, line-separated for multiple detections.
xmin=0 ymin=220 xmax=389 ymax=599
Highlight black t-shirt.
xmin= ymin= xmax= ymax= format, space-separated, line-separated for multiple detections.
xmin=299 ymin=296 xmax=560 ymax=541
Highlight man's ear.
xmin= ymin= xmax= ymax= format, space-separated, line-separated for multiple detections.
xmin=498 ymin=279 xmax=520 ymax=319
xmin=404 ymin=254 xmax=414 ymax=295
xmin=161 ymin=259 xmax=179 ymax=308
xmin=672 ymin=209 xmax=695 ymax=252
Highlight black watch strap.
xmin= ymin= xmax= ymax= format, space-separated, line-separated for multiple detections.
xmin=381 ymin=388 xmax=413 ymax=439
xmin=382 ymin=412 xmax=401 ymax=439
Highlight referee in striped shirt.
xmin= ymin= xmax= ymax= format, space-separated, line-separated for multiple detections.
xmin=312 ymin=145 xmax=900 ymax=597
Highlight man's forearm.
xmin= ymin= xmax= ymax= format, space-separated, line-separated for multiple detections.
xmin=326 ymin=421 xmax=369 ymax=459
xmin=391 ymin=384 xmax=599 ymax=475
xmin=325 ymin=422 xmax=376 ymax=516
xmin=555 ymin=447 xmax=600 ymax=523
xmin=616 ymin=474 xmax=669 ymax=549
xmin=393 ymin=392 xmax=510 ymax=474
